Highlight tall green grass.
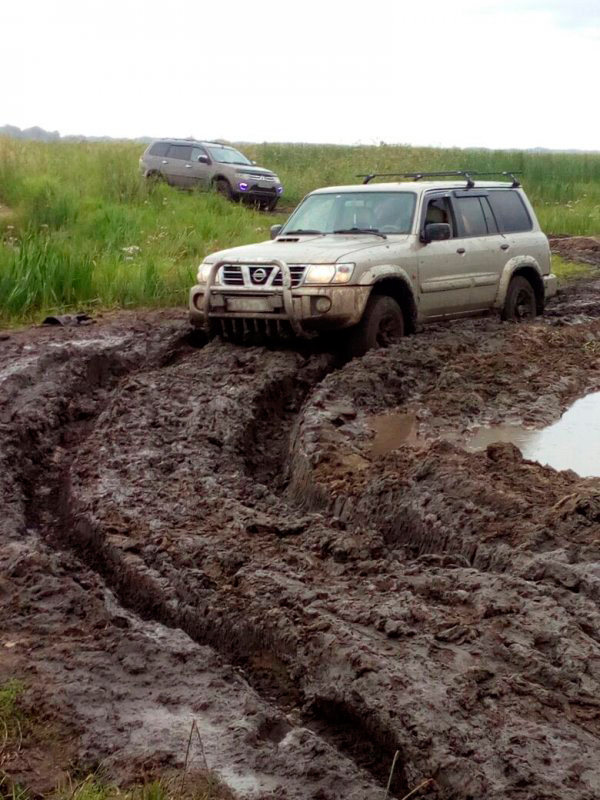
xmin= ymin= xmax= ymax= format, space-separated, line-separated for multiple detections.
xmin=0 ymin=137 xmax=599 ymax=324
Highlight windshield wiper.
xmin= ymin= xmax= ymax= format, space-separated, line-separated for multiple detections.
xmin=283 ymin=229 xmax=323 ymax=235
xmin=333 ymin=228 xmax=387 ymax=239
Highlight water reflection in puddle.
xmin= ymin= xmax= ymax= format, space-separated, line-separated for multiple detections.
xmin=370 ymin=412 xmax=419 ymax=456
xmin=468 ymin=391 xmax=600 ymax=478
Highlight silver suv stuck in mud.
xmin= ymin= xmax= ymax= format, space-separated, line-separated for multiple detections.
xmin=189 ymin=170 xmax=557 ymax=354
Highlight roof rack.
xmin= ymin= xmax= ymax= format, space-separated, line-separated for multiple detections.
xmin=357 ymin=170 xmax=522 ymax=188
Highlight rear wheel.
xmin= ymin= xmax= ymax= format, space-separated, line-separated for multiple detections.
xmin=347 ymin=295 xmax=404 ymax=358
xmin=502 ymin=276 xmax=537 ymax=322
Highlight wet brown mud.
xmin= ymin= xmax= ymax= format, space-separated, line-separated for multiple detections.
xmin=2 ymin=279 xmax=600 ymax=799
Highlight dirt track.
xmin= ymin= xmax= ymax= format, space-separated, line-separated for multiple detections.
xmin=2 ymin=279 xmax=600 ymax=799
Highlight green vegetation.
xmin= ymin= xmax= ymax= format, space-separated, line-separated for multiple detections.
xmin=1 ymin=137 xmax=599 ymax=324
xmin=0 ymin=680 xmax=29 ymax=800
xmin=0 ymin=679 xmax=26 ymax=740
xmin=552 ymin=253 xmax=597 ymax=283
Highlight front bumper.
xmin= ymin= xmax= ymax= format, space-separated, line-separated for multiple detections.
xmin=543 ymin=273 xmax=558 ymax=299
xmin=189 ymin=259 xmax=369 ymax=337
xmin=235 ymin=178 xmax=282 ymax=201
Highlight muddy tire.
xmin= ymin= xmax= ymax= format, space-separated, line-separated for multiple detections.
xmin=502 ymin=276 xmax=537 ymax=322
xmin=260 ymin=198 xmax=278 ymax=212
xmin=346 ymin=295 xmax=404 ymax=358
xmin=214 ymin=178 xmax=234 ymax=201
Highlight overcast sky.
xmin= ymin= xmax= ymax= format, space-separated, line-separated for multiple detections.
xmin=2 ymin=0 xmax=599 ymax=150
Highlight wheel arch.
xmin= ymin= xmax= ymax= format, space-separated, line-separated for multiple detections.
xmin=494 ymin=256 xmax=545 ymax=314
xmin=496 ymin=257 xmax=545 ymax=314
xmin=369 ymin=276 xmax=417 ymax=334
xmin=212 ymin=174 xmax=231 ymax=186
xmin=512 ymin=265 xmax=545 ymax=313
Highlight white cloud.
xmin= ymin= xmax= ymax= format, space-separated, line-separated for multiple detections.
xmin=1 ymin=0 xmax=599 ymax=149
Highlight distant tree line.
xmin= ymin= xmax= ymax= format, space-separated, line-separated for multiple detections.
xmin=0 ymin=124 xmax=152 ymax=143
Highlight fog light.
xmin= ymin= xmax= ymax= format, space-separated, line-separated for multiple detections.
xmin=315 ymin=297 xmax=332 ymax=313
xmin=239 ymin=182 xmax=248 ymax=191
xmin=277 ymin=186 xmax=283 ymax=194
xmin=194 ymin=293 xmax=204 ymax=310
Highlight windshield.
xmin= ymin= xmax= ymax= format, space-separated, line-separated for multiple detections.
xmin=206 ymin=145 xmax=252 ymax=165
xmin=281 ymin=191 xmax=417 ymax=236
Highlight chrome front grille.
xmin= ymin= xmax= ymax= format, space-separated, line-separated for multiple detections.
xmin=222 ymin=265 xmax=244 ymax=285
xmin=220 ymin=264 xmax=306 ymax=287
xmin=272 ymin=266 xmax=306 ymax=287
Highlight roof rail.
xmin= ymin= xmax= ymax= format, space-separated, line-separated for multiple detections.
xmin=357 ymin=170 xmax=522 ymax=188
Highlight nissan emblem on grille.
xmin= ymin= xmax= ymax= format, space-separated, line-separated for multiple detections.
xmin=252 ymin=268 xmax=268 ymax=283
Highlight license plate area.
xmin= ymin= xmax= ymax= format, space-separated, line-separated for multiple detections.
xmin=225 ymin=296 xmax=274 ymax=313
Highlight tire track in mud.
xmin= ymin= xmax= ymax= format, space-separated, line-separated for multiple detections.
xmin=2 ymin=333 xmax=407 ymax=798
xmin=50 ymin=341 xmax=412 ymax=797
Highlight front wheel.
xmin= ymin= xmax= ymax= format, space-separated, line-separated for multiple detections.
xmin=346 ymin=295 xmax=404 ymax=358
xmin=214 ymin=178 xmax=234 ymax=201
xmin=501 ymin=276 xmax=537 ymax=322
xmin=260 ymin=198 xmax=278 ymax=212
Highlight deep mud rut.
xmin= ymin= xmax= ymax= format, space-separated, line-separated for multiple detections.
xmin=2 ymin=280 xmax=600 ymax=799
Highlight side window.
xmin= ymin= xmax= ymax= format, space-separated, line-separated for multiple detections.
xmin=423 ymin=197 xmax=455 ymax=236
xmin=488 ymin=191 xmax=532 ymax=233
xmin=149 ymin=142 xmax=169 ymax=156
xmin=480 ymin=197 xmax=498 ymax=234
xmin=454 ymin=197 xmax=488 ymax=237
xmin=166 ymin=145 xmax=193 ymax=161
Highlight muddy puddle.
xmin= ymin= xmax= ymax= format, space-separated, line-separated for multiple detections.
xmin=467 ymin=391 xmax=600 ymax=477
xmin=369 ymin=412 xmax=419 ymax=455
xmin=369 ymin=394 xmax=600 ymax=479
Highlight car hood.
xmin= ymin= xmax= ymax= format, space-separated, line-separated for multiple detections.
xmin=234 ymin=166 xmax=276 ymax=177
xmin=204 ymin=234 xmax=409 ymax=264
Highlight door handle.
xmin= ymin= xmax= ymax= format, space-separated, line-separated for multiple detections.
xmin=161 ymin=160 xmax=168 ymax=164
xmin=185 ymin=164 xmax=192 ymax=168
xmin=456 ymin=247 xmax=466 ymax=254
xmin=500 ymin=243 xmax=510 ymax=250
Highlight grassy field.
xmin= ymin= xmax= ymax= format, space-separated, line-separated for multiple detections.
xmin=0 ymin=137 xmax=599 ymax=324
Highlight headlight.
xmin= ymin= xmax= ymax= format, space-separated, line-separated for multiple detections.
xmin=197 ymin=262 xmax=214 ymax=283
xmin=304 ymin=264 xmax=336 ymax=284
xmin=304 ymin=263 xmax=355 ymax=285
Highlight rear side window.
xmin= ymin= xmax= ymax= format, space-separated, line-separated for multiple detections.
xmin=167 ymin=144 xmax=193 ymax=161
xmin=454 ymin=197 xmax=488 ymax=237
xmin=148 ymin=141 xmax=169 ymax=156
xmin=488 ymin=191 xmax=532 ymax=233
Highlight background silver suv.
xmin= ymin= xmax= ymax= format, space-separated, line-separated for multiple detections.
xmin=140 ymin=139 xmax=283 ymax=210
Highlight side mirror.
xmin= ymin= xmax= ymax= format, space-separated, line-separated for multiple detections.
xmin=422 ymin=222 xmax=451 ymax=243
xmin=251 ymin=160 xmax=257 ymax=165
xmin=270 ymin=224 xmax=283 ymax=240
xmin=197 ymin=154 xmax=209 ymax=164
